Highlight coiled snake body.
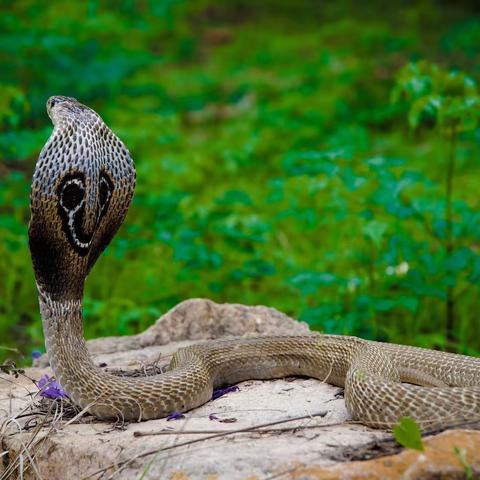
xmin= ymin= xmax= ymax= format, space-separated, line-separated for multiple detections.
xmin=29 ymin=96 xmax=480 ymax=427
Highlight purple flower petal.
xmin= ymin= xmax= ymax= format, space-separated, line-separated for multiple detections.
xmin=37 ymin=374 xmax=69 ymax=399
xmin=209 ymin=414 xmax=219 ymax=421
xmin=31 ymin=350 xmax=42 ymax=360
xmin=167 ymin=411 xmax=185 ymax=421
xmin=211 ymin=385 xmax=239 ymax=400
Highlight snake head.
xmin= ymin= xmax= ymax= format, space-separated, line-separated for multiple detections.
xmin=46 ymin=96 xmax=94 ymax=126
xmin=29 ymin=96 xmax=136 ymax=300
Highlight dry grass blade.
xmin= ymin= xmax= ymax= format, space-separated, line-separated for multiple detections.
xmin=1 ymin=401 xmax=56 ymax=480
xmin=0 ymin=380 xmax=88 ymax=480
xmin=82 ymin=411 xmax=329 ymax=480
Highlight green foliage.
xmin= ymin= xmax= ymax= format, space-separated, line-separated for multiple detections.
xmin=453 ymin=446 xmax=475 ymax=480
xmin=392 ymin=60 xmax=480 ymax=133
xmin=1 ymin=1 xmax=480 ymax=362
xmin=392 ymin=60 xmax=480 ymax=345
xmin=393 ymin=416 xmax=424 ymax=452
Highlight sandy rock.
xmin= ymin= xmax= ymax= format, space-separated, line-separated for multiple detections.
xmin=91 ymin=297 xmax=311 ymax=350
xmin=34 ymin=298 xmax=310 ymax=366
xmin=289 ymin=429 xmax=480 ymax=479
xmin=2 ymin=299 xmax=478 ymax=479
xmin=1 ymin=371 xmax=383 ymax=480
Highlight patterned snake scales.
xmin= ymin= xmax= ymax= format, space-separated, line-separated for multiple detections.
xmin=28 ymin=96 xmax=480 ymax=428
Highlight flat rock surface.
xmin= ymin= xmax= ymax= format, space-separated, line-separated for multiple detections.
xmin=1 ymin=299 xmax=479 ymax=479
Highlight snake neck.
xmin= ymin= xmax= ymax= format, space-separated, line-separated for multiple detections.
xmin=38 ymin=288 xmax=98 ymax=404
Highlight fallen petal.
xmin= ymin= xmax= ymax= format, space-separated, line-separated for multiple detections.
xmin=167 ymin=411 xmax=185 ymax=421
xmin=211 ymin=385 xmax=239 ymax=400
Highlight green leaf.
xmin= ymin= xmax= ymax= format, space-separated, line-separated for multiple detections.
xmin=289 ymin=271 xmax=340 ymax=295
xmin=408 ymin=95 xmax=441 ymax=129
xmin=453 ymin=446 xmax=474 ymax=480
xmin=215 ymin=189 xmax=253 ymax=206
xmin=398 ymin=296 xmax=419 ymax=313
xmin=362 ymin=220 xmax=388 ymax=246
xmin=392 ymin=60 xmax=480 ymax=133
xmin=281 ymin=150 xmax=341 ymax=177
xmin=393 ymin=416 xmax=424 ymax=451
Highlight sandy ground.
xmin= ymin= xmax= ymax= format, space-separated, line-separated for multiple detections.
xmin=1 ymin=299 xmax=478 ymax=479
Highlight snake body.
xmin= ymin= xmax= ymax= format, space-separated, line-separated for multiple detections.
xmin=29 ymin=96 xmax=480 ymax=428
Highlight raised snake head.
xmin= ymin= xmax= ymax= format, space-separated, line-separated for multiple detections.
xmin=29 ymin=96 xmax=136 ymax=300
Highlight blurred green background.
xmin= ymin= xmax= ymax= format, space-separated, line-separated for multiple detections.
xmin=1 ymin=0 xmax=480 ymax=364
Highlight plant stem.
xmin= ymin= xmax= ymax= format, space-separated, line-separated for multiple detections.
xmin=445 ymin=124 xmax=457 ymax=348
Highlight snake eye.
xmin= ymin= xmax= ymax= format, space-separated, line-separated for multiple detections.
xmin=60 ymin=178 xmax=85 ymax=212
xmin=48 ymin=98 xmax=58 ymax=109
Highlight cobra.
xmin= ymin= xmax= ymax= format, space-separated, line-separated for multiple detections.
xmin=28 ymin=96 xmax=480 ymax=427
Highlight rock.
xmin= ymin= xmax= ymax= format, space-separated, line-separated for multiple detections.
xmin=2 ymin=299 xmax=478 ymax=479
xmin=34 ymin=298 xmax=310 ymax=367
xmin=289 ymin=429 xmax=480 ymax=479
xmin=1 ymin=372 xmax=384 ymax=480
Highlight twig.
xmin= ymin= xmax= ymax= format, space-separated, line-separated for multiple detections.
xmin=82 ymin=411 xmax=329 ymax=480
xmin=132 ymin=411 xmax=328 ymax=438
xmin=133 ymin=425 xmax=332 ymax=436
